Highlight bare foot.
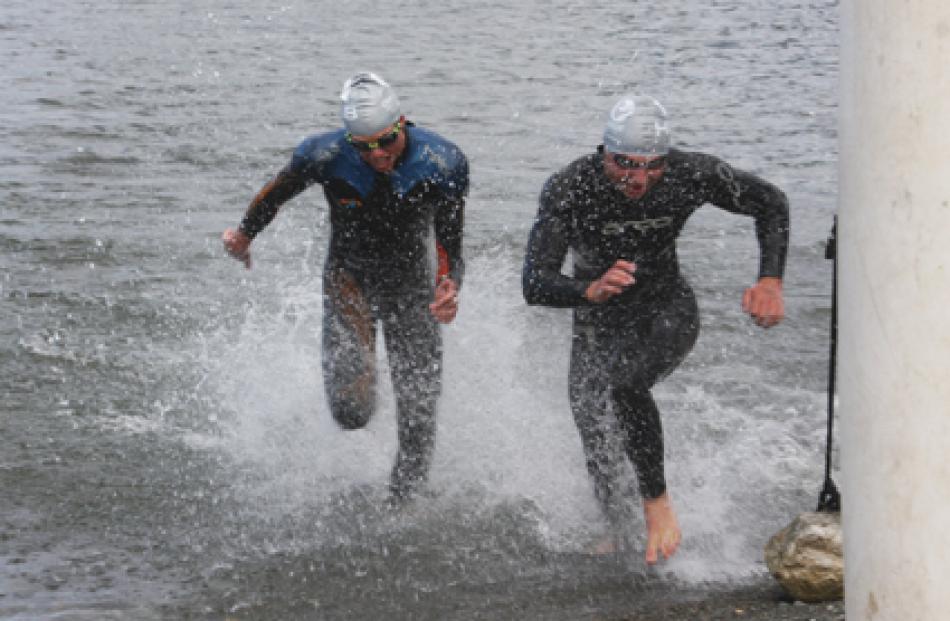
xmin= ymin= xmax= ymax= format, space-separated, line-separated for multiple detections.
xmin=642 ymin=492 xmax=681 ymax=565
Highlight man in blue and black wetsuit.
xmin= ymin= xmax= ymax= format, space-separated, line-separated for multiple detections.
xmin=523 ymin=95 xmax=789 ymax=564
xmin=222 ymin=72 xmax=468 ymax=502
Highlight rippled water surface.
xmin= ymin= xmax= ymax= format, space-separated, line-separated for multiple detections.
xmin=2 ymin=1 xmax=839 ymax=619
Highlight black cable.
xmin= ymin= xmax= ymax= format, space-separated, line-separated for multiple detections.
xmin=817 ymin=221 xmax=841 ymax=513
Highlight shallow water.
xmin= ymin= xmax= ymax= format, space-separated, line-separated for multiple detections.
xmin=1 ymin=1 xmax=839 ymax=618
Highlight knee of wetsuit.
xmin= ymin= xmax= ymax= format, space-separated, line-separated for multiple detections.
xmin=330 ymin=397 xmax=374 ymax=430
xmin=612 ymin=379 xmax=653 ymax=403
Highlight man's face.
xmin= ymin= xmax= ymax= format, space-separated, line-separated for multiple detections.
xmin=602 ymin=151 xmax=667 ymax=200
xmin=346 ymin=117 xmax=407 ymax=173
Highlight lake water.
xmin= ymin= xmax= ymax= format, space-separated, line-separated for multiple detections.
xmin=1 ymin=1 xmax=839 ymax=618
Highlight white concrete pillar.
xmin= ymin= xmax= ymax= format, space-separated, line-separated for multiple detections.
xmin=839 ymin=2 xmax=950 ymax=619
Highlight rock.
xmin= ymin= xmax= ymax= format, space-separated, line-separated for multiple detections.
xmin=765 ymin=511 xmax=844 ymax=603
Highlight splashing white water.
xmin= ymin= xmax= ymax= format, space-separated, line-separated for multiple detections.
xmin=185 ymin=234 xmax=827 ymax=584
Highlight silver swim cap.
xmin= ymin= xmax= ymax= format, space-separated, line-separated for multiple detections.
xmin=340 ymin=71 xmax=401 ymax=136
xmin=603 ymin=94 xmax=671 ymax=156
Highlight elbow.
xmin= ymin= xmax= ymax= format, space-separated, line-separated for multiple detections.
xmin=771 ymin=187 xmax=791 ymax=220
xmin=521 ymin=269 xmax=544 ymax=306
xmin=522 ymin=283 xmax=540 ymax=306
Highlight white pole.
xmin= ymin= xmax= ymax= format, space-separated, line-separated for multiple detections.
xmin=839 ymin=1 xmax=950 ymax=619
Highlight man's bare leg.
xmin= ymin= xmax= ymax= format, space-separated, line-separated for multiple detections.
xmin=643 ymin=491 xmax=681 ymax=564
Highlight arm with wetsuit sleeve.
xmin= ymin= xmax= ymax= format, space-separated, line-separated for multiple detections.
xmin=522 ymin=177 xmax=590 ymax=307
xmin=431 ymin=145 xmax=469 ymax=288
xmin=221 ymin=165 xmax=310 ymax=268
xmin=238 ymin=166 xmax=311 ymax=239
xmin=699 ymin=153 xmax=789 ymax=326
xmin=433 ymin=196 xmax=465 ymax=288
xmin=223 ymin=139 xmax=328 ymax=267
xmin=699 ymin=154 xmax=790 ymax=280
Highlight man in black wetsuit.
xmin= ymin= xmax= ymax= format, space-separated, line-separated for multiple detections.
xmin=222 ymin=72 xmax=468 ymax=502
xmin=522 ymin=95 xmax=788 ymax=564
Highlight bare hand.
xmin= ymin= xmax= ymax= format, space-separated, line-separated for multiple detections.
xmin=429 ymin=278 xmax=459 ymax=324
xmin=222 ymin=228 xmax=251 ymax=269
xmin=584 ymin=260 xmax=636 ymax=303
xmin=742 ymin=276 xmax=784 ymax=328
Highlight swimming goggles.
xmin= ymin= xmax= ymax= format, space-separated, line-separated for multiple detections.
xmin=346 ymin=121 xmax=403 ymax=152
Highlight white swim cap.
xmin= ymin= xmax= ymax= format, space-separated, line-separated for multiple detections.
xmin=603 ymin=94 xmax=671 ymax=156
xmin=340 ymin=71 xmax=401 ymax=136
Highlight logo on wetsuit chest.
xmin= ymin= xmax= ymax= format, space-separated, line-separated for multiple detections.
xmin=601 ymin=216 xmax=674 ymax=235
xmin=339 ymin=197 xmax=363 ymax=209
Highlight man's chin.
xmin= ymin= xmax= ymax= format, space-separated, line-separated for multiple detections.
xmin=621 ymin=185 xmax=648 ymax=199
xmin=369 ymin=159 xmax=395 ymax=173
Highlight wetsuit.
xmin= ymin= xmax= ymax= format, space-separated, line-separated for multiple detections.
xmin=239 ymin=123 xmax=468 ymax=499
xmin=523 ymin=147 xmax=788 ymax=510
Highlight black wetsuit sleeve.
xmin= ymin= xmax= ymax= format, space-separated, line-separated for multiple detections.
xmin=434 ymin=196 xmax=465 ymax=288
xmin=522 ymin=179 xmax=590 ymax=307
xmin=702 ymin=157 xmax=790 ymax=279
xmin=237 ymin=166 xmax=311 ymax=239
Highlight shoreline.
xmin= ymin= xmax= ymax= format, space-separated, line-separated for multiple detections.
xmin=613 ymin=581 xmax=845 ymax=621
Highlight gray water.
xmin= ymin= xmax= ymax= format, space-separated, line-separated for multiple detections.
xmin=1 ymin=1 xmax=839 ymax=619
